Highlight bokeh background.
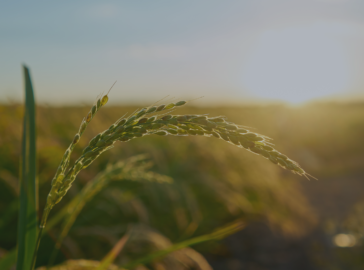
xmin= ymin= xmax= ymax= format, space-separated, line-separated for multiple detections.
xmin=1 ymin=1 xmax=364 ymax=269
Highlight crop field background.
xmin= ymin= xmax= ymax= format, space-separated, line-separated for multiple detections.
xmin=1 ymin=102 xmax=364 ymax=269
xmin=2 ymin=2 xmax=364 ymax=269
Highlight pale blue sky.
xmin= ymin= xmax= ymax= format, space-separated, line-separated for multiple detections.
xmin=1 ymin=0 xmax=364 ymax=105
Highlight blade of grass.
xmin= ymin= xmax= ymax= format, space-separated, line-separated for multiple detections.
xmin=17 ymin=65 xmax=38 ymax=270
xmin=96 ymin=234 xmax=129 ymax=270
xmin=121 ymin=219 xmax=245 ymax=269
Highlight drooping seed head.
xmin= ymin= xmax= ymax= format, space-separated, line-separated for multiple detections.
xmin=225 ymin=125 xmax=238 ymax=130
xmin=136 ymin=108 xmax=147 ymax=118
xmin=178 ymin=124 xmax=189 ymax=130
xmin=124 ymin=126 xmax=134 ymax=132
xmin=190 ymin=124 xmax=204 ymax=131
xmin=294 ymin=166 xmax=305 ymax=175
xmin=73 ymin=134 xmax=80 ymax=144
xmin=138 ymin=118 xmax=148 ymax=124
xmin=146 ymin=106 xmax=157 ymax=113
xmin=242 ymin=133 xmax=257 ymax=140
xmin=161 ymin=115 xmax=173 ymax=121
xmin=269 ymin=155 xmax=278 ymax=164
xmin=97 ymin=99 xmax=101 ymax=109
xmin=165 ymin=103 xmax=175 ymax=110
xmin=104 ymin=141 xmax=114 ymax=147
xmin=62 ymin=150 xmax=70 ymax=162
xmin=191 ymin=116 xmax=207 ymax=122
xmin=75 ymin=162 xmax=83 ymax=172
xmin=257 ymin=148 xmax=270 ymax=158
xmin=96 ymin=140 xmax=106 ymax=147
xmin=83 ymin=159 xmax=93 ymax=168
xmin=188 ymin=130 xmax=197 ymax=135
xmin=139 ymin=127 xmax=147 ymax=134
xmin=250 ymin=136 xmax=264 ymax=142
xmin=209 ymin=117 xmax=225 ymax=123
xmin=219 ymin=133 xmax=230 ymax=142
xmin=185 ymin=115 xmax=196 ymax=120
xmin=229 ymin=135 xmax=240 ymax=145
xmin=133 ymin=132 xmax=143 ymax=137
xmin=237 ymin=128 xmax=248 ymax=134
xmin=150 ymin=122 xmax=165 ymax=129
xmin=91 ymin=105 xmax=97 ymax=115
xmin=175 ymin=100 xmax=187 ymax=106
xmin=250 ymin=146 xmax=261 ymax=154
xmin=165 ymin=128 xmax=178 ymax=134
xmin=117 ymin=119 xmax=127 ymax=126
xmin=156 ymin=104 xmax=166 ymax=111
xmin=211 ymin=131 xmax=220 ymax=138
xmin=201 ymin=125 xmax=212 ymax=132
xmin=262 ymin=145 xmax=273 ymax=151
xmin=86 ymin=112 xmax=92 ymax=123
xmin=277 ymin=157 xmax=288 ymax=168
xmin=147 ymin=116 xmax=157 ymax=123
xmin=118 ymin=137 xmax=130 ymax=142
xmin=101 ymin=130 xmax=111 ymax=139
xmin=79 ymin=121 xmax=87 ymax=134
xmin=168 ymin=118 xmax=178 ymax=125
xmin=115 ymin=126 xmax=125 ymax=134
xmin=89 ymin=134 xmax=101 ymax=146
xmin=132 ymin=126 xmax=142 ymax=132
xmin=195 ymin=130 xmax=204 ymax=136
xmin=176 ymin=115 xmax=187 ymax=122
xmin=239 ymin=139 xmax=255 ymax=149
xmin=177 ymin=129 xmax=188 ymax=135
xmin=277 ymin=153 xmax=288 ymax=160
xmin=155 ymin=131 xmax=167 ymax=136
xmin=206 ymin=121 xmax=217 ymax=129
xmin=101 ymin=95 xmax=108 ymax=106
xmin=125 ymin=115 xmax=137 ymax=125
xmin=167 ymin=124 xmax=178 ymax=129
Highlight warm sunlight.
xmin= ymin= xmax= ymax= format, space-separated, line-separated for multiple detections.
xmin=242 ymin=23 xmax=351 ymax=104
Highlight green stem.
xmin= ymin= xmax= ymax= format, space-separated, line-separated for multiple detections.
xmin=30 ymin=207 xmax=52 ymax=270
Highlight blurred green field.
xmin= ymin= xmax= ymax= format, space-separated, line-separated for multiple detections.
xmin=1 ymin=102 xmax=364 ymax=269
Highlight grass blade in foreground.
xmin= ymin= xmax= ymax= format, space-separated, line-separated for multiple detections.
xmin=17 ymin=65 xmax=38 ymax=270
xmin=122 ymin=220 xmax=245 ymax=269
xmin=96 ymin=235 xmax=129 ymax=270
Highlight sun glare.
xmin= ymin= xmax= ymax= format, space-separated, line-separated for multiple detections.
xmin=242 ymin=23 xmax=351 ymax=104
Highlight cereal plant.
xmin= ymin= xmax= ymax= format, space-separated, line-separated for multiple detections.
xmin=13 ymin=66 xmax=312 ymax=270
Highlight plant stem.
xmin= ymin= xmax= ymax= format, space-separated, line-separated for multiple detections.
xmin=30 ymin=207 xmax=51 ymax=270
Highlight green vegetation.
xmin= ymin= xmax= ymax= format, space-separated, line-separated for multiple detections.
xmin=2 ymin=69 xmax=364 ymax=269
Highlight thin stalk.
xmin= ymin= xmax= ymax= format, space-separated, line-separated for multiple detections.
xmin=30 ymin=207 xmax=51 ymax=270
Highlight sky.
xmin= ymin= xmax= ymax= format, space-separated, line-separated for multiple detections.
xmin=1 ymin=0 xmax=364 ymax=105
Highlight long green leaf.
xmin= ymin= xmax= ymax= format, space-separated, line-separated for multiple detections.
xmin=16 ymin=65 xmax=38 ymax=270
xmin=122 ymin=219 xmax=245 ymax=269
xmin=96 ymin=235 xmax=129 ymax=270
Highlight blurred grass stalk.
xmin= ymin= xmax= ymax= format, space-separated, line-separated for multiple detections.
xmin=122 ymin=219 xmax=245 ymax=269
xmin=47 ymin=155 xmax=172 ymax=266
xmin=16 ymin=65 xmax=38 ymax=270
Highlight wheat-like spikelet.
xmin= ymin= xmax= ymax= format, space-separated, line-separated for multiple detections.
xmin=40 ymin=91 xmax=111 ymax=227
xmin=31 ymin=88 xmax=115 ymax=270
xmin=32 ymin=95 xmax=313 ymax=270
xmin=43 ymin=98 xmax=312 ymax=218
